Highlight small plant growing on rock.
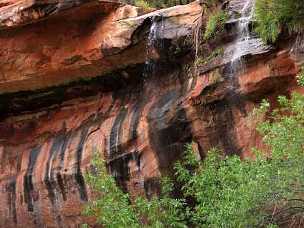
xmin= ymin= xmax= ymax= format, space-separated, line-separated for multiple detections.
xmin=296 ymin=65 xmax=304 ymax=86
xmin=134 ymin=0 xmax=153 ymax=10
xmin=195 ymin=47 xmax=224 ymax=65
xmin=134 ymin=0 xmax=192 ymax=10
xmin=203 ymin=10 xmax=228 ymax=40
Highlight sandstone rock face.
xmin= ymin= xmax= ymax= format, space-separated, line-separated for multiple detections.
xmin=0 ymin=0 xmax=201 ymax=94
xmin=0 ymin=0 xmax=302 ymax=227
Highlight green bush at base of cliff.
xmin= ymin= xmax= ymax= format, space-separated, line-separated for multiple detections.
xmin=174 ymin=94 xmax=304 ymax=226
xmin=83 ymin=75 xmax=304 ymax=227
xmin=255 ymin=0 xmax=304 ymax=43
xmin=83 ymin=152 xmax=186 ymax=227
xmin=82 ymin=153 xmax=139 ymax=227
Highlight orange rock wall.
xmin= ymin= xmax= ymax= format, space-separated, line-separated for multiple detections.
xmin=0 ymin=0 xmax=302 ymax=227
xmin=0 ymin=48 xmax=299 ymax=227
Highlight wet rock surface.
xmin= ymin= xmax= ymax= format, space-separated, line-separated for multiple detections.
xmin=0 ymin=0 xmax=302 ymax=227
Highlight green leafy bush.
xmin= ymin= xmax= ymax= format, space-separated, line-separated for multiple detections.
xmin=255 ymin=0 xmax=304 ymax=43
xmin=203 ymin=10 xmax=228 ymax=40
xmin=172 ymin=89 xmax=304 ymax=227
xmin=83 ymin=153 xmax=139 ymax=227
xmin=83 ymin=153 xmax=186 ymax=227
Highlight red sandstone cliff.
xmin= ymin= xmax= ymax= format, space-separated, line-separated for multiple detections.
xmin=0 ymin=0 xmax=303 ymax=227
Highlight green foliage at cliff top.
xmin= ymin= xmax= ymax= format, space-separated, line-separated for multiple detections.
xmin=134 ymin=0 xmax=192 ymax=9
xmin=255 ymin=0 xmax=304 ymax=43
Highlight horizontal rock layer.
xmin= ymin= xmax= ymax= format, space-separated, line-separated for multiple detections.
xmin=0 ymin=0 xmax=201 ymax=94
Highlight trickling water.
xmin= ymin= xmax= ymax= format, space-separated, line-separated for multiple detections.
xmin=228 ymin=0 xmax=269 ymax=74
xmin=144 ymin=18 xmax=157 ymax=77
xmin=143 ymin=15 xmax=165 ymax=78
xmin=231 ymin=0 xmax=254 ymax=62
xmin=147 ymin=17 xmax=158 ymax=49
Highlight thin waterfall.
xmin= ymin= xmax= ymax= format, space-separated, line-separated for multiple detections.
xmin=231 ymin=0 xmax=255 ymax=62
xmin=143 ymin=15 xmax=165 ymax=78
xmin=227 ymin=0 xmax=270 ymax=75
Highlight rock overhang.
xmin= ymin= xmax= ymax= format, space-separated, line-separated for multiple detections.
xmin=0 ymin=0 xmax=202 ymax=94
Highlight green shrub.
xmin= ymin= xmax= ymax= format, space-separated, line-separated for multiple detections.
xmin=83 ymin=152 xmax=186 ymax=227
xmin=134 ymin=0 xmax=153 ymax=10
xmin=255 ymin=0 xmax=304 ymax=43
xmin=83 ymin=153 xmax=139 ymax=227
xmin=203 ymin=10 xmax=228 ymax=40
xmin=172 ymin=88 xmax=304 ymax=226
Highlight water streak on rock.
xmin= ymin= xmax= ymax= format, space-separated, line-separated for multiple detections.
xmin=143 ymin=15 xmax=165 ymax=78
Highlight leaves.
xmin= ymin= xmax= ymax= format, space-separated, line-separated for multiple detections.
xmin=83 ymin=153 xmax=139 ymax=228
xmin=204 ymin=10 xmax=228 ymax=40
xmin=255 ymin=0 xmax=304 ymax=43
xmin=297 ymin=66 xmax=304 ymax=87
xmin=83 ymin=152 xmax=186 ymax=227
